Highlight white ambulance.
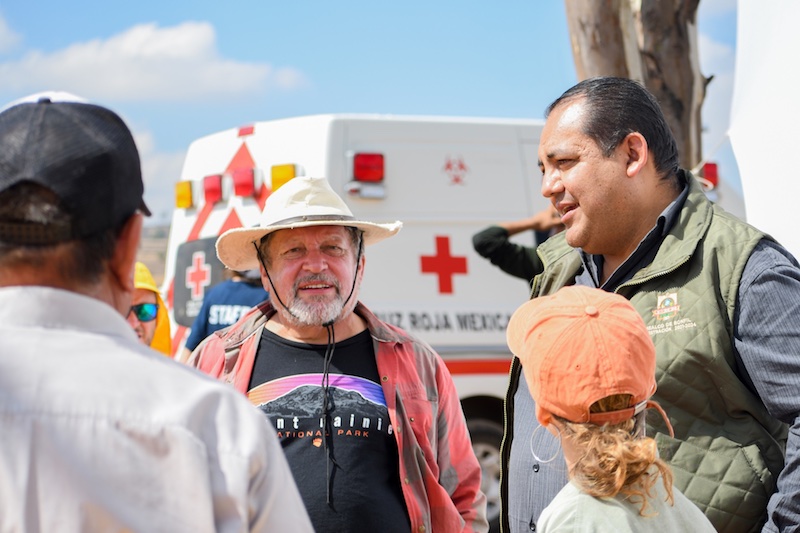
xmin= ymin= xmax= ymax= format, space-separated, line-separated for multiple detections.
xmin=162 ymin=113 xmax=547 ymax=527
xmin=160 ymin=113 xmax=736 ymax=530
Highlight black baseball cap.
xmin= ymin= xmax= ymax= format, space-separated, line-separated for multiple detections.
xmin=0 ymin=91 xmax=150 ymax=244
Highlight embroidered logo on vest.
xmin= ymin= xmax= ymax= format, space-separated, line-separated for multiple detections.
xmin=648 ymin=292 xmax=698 ymax=336
xmin=653 ymin=293 xmax=680 ymax=321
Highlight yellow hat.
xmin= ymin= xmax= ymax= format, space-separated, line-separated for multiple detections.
xmin=134 ymin=261 xmax=171 ymax=356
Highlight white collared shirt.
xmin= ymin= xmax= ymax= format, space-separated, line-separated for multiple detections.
xmin=0 ymin=286 xmax=312 ymax=532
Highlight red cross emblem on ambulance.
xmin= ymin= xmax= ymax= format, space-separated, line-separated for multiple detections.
xmin=186 ymin=251 xmax=211 ymax=300
xmin=421 ymin=236 xmax=468 ymax=294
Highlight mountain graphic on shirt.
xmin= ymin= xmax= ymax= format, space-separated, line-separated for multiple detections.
xmin=261 ymin=384 xmax=387 ymax=420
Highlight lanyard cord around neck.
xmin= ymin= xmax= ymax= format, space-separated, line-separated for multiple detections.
xmin=252 ymin=231 xmax=364 ymax=506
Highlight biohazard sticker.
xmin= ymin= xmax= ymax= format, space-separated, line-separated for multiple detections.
xmin=443 ymin=155 xmax=469 ymax=185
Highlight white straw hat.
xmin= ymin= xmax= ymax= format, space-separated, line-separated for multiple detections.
xmin=216 ymin=176 xmax=403 ymax=271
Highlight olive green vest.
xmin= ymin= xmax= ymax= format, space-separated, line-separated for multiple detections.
xmin=528 ymin=177 xmax=787 ymax=532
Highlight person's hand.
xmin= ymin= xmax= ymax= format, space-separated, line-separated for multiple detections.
xmin=530 ymin=205 xmax=564 ymax=233
xmin=498 ymin=205 xmax=564 ymax=236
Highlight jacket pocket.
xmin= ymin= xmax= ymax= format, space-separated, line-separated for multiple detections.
xmin=654 ymin=432 xmax=774 ymax=532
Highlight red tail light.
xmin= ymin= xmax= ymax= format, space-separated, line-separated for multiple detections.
xmin=353 ymin=153 xmax=384 ymax=182
xmin=703 ymin=162 xmax=719 ymax=188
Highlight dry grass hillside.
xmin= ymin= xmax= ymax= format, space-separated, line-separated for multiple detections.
xmin=137 ymin=224 xmax=170 ymax=287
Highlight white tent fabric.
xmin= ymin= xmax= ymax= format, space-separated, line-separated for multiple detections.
xmin=729 ymin=0 xmax=800 ymax=258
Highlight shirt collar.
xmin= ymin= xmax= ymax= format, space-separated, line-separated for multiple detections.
xmin=660 ymin=183 xmax=689 ymax=236
xmin=579 ymin=183 xmax=689 ymax=288
xmin=0 ymin=286 xmax=140 ymax=344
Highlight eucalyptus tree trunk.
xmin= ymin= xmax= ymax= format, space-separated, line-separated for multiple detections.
xmin=564 ymin=0 xmax=708 ymax=169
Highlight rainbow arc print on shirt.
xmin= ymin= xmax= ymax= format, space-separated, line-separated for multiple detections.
xmin=249 ymin=374 xmax=394 ymax=441
xmin=248 ymin=374 xmax=387 ymax=407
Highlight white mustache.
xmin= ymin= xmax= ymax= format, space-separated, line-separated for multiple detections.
xmin=292 ymin=274 xmax=340 ymax=295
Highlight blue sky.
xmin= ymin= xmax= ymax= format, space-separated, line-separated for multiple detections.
xmin=0 ymin=1 xmax=738 ymax=224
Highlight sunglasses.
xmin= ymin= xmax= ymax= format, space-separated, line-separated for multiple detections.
xmin=128 ymin=303 xmax=158 ymax=322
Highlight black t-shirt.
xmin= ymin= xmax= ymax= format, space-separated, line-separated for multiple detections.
xmin=248 ymin=328 xmax=411 ymax=533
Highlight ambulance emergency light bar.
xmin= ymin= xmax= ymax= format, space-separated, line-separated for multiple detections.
xmin=271 ymin=164 xmax=302 ymax=192
xmin=173 ymin=168 xmax=261 ymax=209
xmin=174 ymin=165 xmax=304 ymax=209
xmin=232 ymin=168 xmax=257 ymax=196
xmin=346 ymin=152 xmax=386 ymax=199
xmin=203 ymin=174 xmax=223 ymax=204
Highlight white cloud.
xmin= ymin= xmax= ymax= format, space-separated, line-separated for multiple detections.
xmin=0 ymin=21 xmax=307 ymax=101
xmin=0 ymin=14 xmax=21 ymax=54
xmin=134 ymin=130 xmax=186 ymax=225
xmin=698 ymin=31 xmax=734 ymax=68
xmin=273 ymin=68 xmax=309 ymax=90
xmin=696 ymin=23 xmax=743 ymax=209
xmin=698 ymin=31 xmax=736 ymax=157
xmin=696 ymin=0 xmax=737 ymax=147
xmin=0 ymin=18 xmax=310 ymax=230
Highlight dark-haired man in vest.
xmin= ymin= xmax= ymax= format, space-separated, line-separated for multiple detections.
xmin=501 ymin=77 xmax=800 ymax=533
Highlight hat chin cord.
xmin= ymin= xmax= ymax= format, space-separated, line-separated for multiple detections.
xmin=253 ymin=234 xmax=364 ymax=507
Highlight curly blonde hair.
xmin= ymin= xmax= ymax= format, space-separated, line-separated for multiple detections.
xmin=556 ymin=394 xmax=674 ymax=516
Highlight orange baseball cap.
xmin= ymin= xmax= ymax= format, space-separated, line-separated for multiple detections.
xmin=507 ymin=286 xmax=667 ymax=430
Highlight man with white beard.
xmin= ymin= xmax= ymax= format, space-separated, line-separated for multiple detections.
xmin=188 ymin=176 xmax=488 ymax=533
